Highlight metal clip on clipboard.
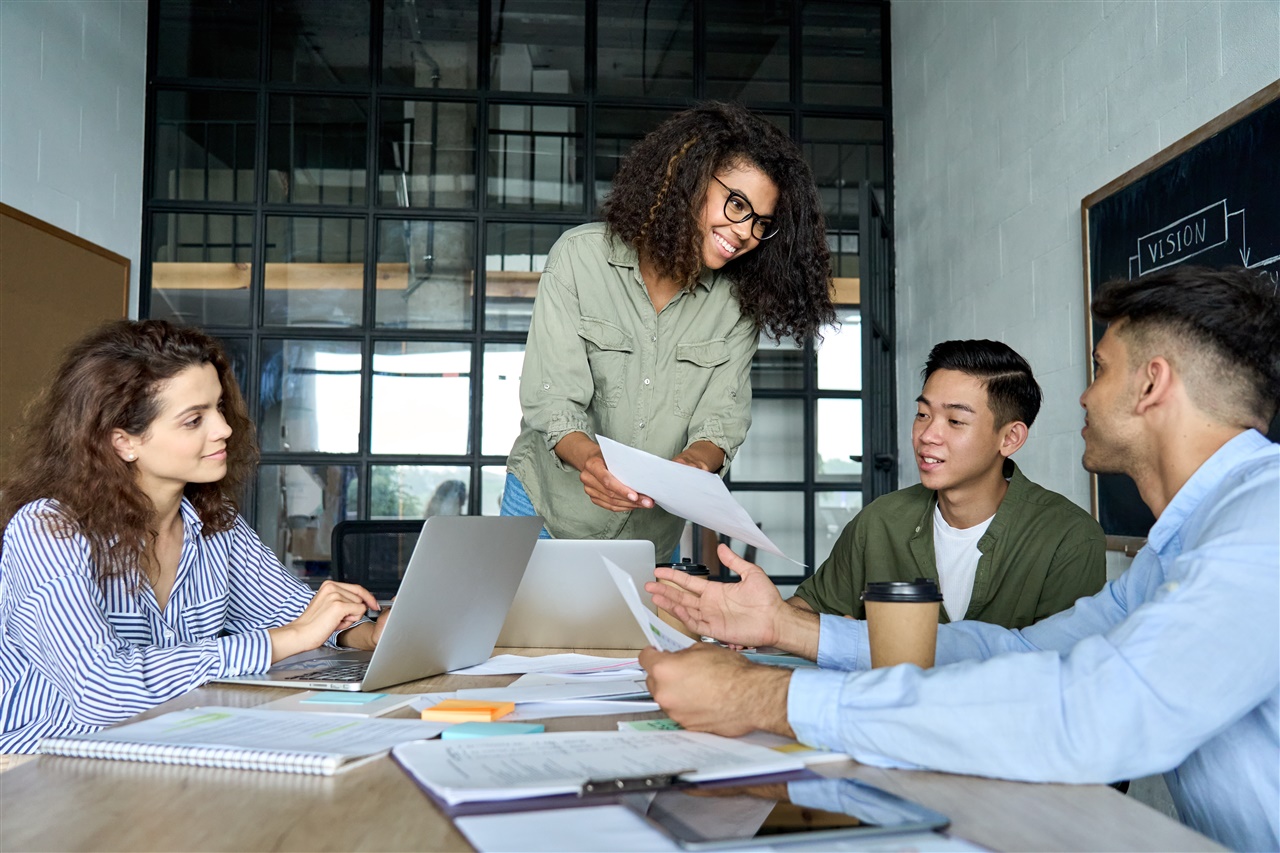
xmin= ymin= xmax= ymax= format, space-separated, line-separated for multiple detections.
xmin=579 ymin=770 xmax=695 ymax=797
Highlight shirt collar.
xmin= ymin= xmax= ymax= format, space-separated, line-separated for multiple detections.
xmin=913 ymin=458 xmax=1019 ymax=543
xmin=606 ymin=230 xmax=718 ymax=294
xmin=1145 ymin=429 xmax=1272 ymax=552
xmin=178 ymin=497 xmax=204 ymax=536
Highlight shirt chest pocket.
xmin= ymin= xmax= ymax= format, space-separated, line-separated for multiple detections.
xmin=105 ymin=611 xmax=155 ymax=646
xmin=675 ymin=339 xmax=730 ymax=418
xmin=578 ymin=317 xmax=634 ymax=409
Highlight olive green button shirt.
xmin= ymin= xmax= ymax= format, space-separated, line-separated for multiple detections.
xmin=506 ymin=223 xmax=757 ymax=561
xmin=794 ymin=461 xmax=1106 ymax=628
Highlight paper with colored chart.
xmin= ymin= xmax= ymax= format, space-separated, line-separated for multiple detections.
xmin=605 ymin=559 xmax=695 ymax=652
xmin=597 ymin=435 xmax=802 ymax=566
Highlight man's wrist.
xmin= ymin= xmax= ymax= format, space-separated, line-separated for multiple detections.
xmin=773 ymin=603 xmax=821 ymax=660
xmin=751 ymin=664 xmax=795 ymax=738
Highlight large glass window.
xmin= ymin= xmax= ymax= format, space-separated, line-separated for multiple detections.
xmin=378 ymin=99 xmax=477 ymax=209
xmin=154 ymin=0 xmax=261 ymax=81
xmin=705 ymin=1 xmax=790 ymax=102
xmin=262 ymin=215 xmax=366 ymax=327
xmin=802 ymin=1 xmax=884 ymax=107
xmin=150 ymin=212 xmax=254 ymax=327
xmin=144 ymin=0 xmax=891 ymax=587
xmin=269 ymin=0 xmax=371 ymax=85
xmin=370 ymin=341 xmax=472 ymax=455
xmin=487 ymin=104 xmax=584 ymax=211
xmin=153 ymin=91 xmax=257 ymax=203
xmin=484 ymin=221 xmax=572 ymax=333
xmin=490 ymin=0 xmax=585 ymax=95
xmin=382 ymin=0 xmax=478 ymax=90
xmin=375 ymin=219 xmax=475 ymax=330
xmin=596 ymin=1 xmax=694 ymax=99
xmin=267 ymin=96 xmax=369 ymax=206
xmin=258 ymin=339 xmax=363 ymax=454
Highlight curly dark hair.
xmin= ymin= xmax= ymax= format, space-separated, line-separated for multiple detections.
xmin=601 ymin=102 xmax=835 ymax=342
xmin=0 ymin=320 xmax=257 ymax=584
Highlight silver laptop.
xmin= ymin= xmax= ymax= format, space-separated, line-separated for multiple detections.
xmin=217 ymin=515 xmax=543 ymax=691
xmin=496 ymin=539 xmax=657 ymax=649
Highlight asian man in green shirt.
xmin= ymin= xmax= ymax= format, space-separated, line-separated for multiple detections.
xmin=792 ymin=340 xmax=1104 ymax=629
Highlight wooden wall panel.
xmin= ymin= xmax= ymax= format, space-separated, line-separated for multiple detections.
xmin=0 ymin=203 xmax=129 ymax=476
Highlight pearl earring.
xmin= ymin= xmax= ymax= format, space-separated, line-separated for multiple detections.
xmin=127 ymin=454 xmax=136 ymax=461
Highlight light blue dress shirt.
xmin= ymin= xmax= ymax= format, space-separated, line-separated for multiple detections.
xmin=788 ymin=430 xmax=1279 ymax=852
xmin=0 ymin=498 xmax=338 ymax=753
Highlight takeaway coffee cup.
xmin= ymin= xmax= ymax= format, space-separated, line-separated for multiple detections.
xmin=655 ymin=559 xmax=711 ymax=640
xmin=861 ymin=579 xmax=944 ymax=669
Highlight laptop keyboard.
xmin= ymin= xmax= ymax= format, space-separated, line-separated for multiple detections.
xmin=286 ymin=661 xmax=369 ymax=682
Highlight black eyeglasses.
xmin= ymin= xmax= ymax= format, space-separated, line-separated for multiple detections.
xmin=712 ymin=176 xmax=779 ymax=240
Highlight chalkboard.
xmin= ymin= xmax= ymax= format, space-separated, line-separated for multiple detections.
xmin=1082 ymin=81 xmax=1280 ymax=548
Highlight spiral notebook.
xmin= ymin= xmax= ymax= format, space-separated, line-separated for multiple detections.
xmin=37 ymin=706 xmax=448 ymax=776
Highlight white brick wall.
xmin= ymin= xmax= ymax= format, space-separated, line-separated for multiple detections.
xmin=891 ymin=0 xmax=1280 ymax=510
xmin=0 ymin=0 xmax=147 ymax=312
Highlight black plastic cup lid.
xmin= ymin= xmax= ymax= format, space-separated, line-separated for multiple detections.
xmin=657 ymin=558 xmax=710 ymax=576
xmin=860 ymin=578 xmax=943 ymax=603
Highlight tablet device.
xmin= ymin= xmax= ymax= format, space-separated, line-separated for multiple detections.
xmin=622 ymin=776 xmax=950 ymax=850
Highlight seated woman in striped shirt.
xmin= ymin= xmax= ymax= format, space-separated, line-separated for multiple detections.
xmin=0 ymin=320 xmax=386 ymax=753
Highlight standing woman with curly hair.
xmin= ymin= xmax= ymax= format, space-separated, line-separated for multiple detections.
xmin=502 ymin=102 xmax=835 ymax=561
xmin=0 ymin=320 xmax=388 ymax=753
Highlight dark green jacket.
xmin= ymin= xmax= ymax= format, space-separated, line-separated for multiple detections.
xmin=794 ymin=462 xmax=1106 ymax=628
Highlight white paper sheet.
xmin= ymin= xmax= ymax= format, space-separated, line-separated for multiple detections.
xmin=392 ymin=730 xmax=806 ymax=804
xmin=450 ymin=654 xmax=642 ymax=677
xmin=456 ymin=678 xmax=650 ymax=704
xmin=605 ymin=559 xmax=695 ymax=651
xmin=597 ymin=435 xmax=801 ymax=565
xmin=411 ymin=693 xmax=660 ymax=720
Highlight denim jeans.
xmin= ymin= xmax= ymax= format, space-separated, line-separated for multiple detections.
xmin=500 ymin=472 xmax=682 ymax=558
xmin=498 ymin=472 xmax=553 ymax=539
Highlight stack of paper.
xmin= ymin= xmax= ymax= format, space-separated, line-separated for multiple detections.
xmin=450 ymin=654 xmax=642 ymax=677
xmin=392 ymin=730 xmax=806 ymax=805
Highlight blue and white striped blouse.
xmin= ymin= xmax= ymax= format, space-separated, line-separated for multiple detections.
xmin=0 ymin=498 xmax=322 ymax=753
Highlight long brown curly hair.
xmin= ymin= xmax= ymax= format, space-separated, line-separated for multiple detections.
xmin=601 ymin=102 xmax=836 ymax=342
xmin=0 ymin=320 xmax=257 ymax=584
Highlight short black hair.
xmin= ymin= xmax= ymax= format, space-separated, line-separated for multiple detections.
xmin=921 ymin=340 xmax=1043 ymax=428
xmin=1092 ymin=265 xmax=1280 ymax=427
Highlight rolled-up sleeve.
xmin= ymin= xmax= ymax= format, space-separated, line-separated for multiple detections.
xmin=519 ymin=264 xmax=595 ymax=457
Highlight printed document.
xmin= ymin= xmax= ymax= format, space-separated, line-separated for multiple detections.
xmin=605 ymin=560 xmax=695 ymax=651
xmin=392 ymin=730 xmax=805 ymax=805
xmin=597 ymin=435 xmax=800 ymax=565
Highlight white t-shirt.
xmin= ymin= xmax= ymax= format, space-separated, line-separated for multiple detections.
xmin=933 ymin=505 xmax=995 ymax=622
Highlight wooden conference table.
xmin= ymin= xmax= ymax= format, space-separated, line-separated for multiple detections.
xmin=0 ymin=648 xmax=1220 ymax=852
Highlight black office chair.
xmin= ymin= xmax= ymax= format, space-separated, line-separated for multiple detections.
xmin=329 ymin=520 xmax=425 ymax=601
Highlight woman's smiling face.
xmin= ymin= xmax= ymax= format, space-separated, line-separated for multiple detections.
xmin=699 ymin=163 xmax=779 ymax=271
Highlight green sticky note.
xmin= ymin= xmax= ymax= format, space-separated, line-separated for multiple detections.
xmin=624 ymin=718 xmax=683 ymax=732
xmin=300 ymin=692 xmax=388 ymax=705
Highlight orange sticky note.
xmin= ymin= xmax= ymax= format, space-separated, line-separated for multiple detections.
xmin=420 ymin=699 xmax=516 ymax=722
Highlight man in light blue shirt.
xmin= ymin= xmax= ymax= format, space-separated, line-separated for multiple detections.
xmin=641 ymin=266 xmax=1280 ymax=852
